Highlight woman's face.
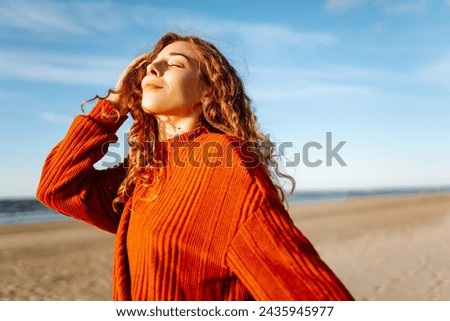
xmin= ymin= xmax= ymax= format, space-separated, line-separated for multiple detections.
xmin=141 ymin=41 xmax=206 ymax=118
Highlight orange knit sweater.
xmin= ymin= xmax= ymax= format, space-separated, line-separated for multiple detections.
xmin=36 ymin=99 xmax=354 ymax=301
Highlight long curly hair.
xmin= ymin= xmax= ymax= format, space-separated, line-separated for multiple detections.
xmin=99 ymin=32 xmax=295 ymax=213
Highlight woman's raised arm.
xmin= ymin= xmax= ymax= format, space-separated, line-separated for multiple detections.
xmin=36 ymin=100 xmax=128 ymax=233
xmin=36 ymin=54 xmax=150 ymax=233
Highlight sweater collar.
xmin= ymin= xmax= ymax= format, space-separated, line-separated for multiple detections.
xmin=158 ymin=126 xmax=209 ymax=144
xmin=154 ymin=126 xmax=209 ymax=157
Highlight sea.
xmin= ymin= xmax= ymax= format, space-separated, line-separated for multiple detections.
xmin=1 ymin=186 xmax=450 ymax=225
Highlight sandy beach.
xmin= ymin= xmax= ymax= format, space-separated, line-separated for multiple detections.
xmin=1 ymin=192 xmax=449 ymax=301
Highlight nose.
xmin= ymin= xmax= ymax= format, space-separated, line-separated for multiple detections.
xmin=146 ymin=62 xmax=160 ymax=77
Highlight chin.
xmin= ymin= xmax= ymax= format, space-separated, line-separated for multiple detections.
xmin=141 ymin=104 xmax=151 ymax=113
xmin=141 ymin=101 xmax=157 ymax=114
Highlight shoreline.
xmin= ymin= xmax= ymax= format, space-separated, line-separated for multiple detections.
xmin=1 ymin=192 xmax=450 ymax=300
xmin=2 ymin=189 xmax=450 ymax=226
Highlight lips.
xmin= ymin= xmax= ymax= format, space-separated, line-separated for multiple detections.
xmin=142 ymin=76 xmax=163 ymax=90
xmin=148 ymin=83 xmax=163 ymax=89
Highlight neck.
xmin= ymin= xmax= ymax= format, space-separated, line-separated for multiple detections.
xmin=156 ymin=113 xmax=201 ymax=141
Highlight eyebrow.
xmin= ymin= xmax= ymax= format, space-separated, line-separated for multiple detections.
xmin=168 ymin=52 xmax=192 ymax=63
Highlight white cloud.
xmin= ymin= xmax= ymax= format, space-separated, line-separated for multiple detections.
xmin=250 ymin=83 xmax=375 ymax=100
xmin=416 ymin=56 xmax=450 ymax=89
xmin=0 ymin=1 xmax=339 ymax=87
xmin=247 ymin=66 xmax=382 ymax=100
xmin=0 ymin=0 xmax=337 ymax=54
xmin=38 ymin=112 xmax=73 ymax=124
xmin=0 ymin=0 xmax=83 ymax=34
xmin=126 ymin=5 xmax=338 ymax=51
xmin=245 ymin=63 xmax=440 ymax=105
xmin=252 ymin=65 xmax=395 ymax=82
xmin=384 ymin=0 xmax=427 ymax=15
xmin=324 ymin=0 xmax=428 ymax=14
xmin=0 ymin=0 xmax=123 ymax=35
xmin=0 ymin=50 xmax=128 ymax=86
xmin=197 ymin=21 xmax=337 ymax=50
xmin=238 ymin=24 xmax=336 ymax=48
xmin=324 ymin=0 xmax=367 ymax=11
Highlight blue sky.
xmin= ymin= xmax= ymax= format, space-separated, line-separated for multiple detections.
xmin=1 ymin=0 xmax=450 ymax=198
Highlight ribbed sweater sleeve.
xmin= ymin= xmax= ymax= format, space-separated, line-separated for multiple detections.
xmin=226 ymin=195 xmax=354 ymax=301
xmin=36 ymin=99 xmax=127 ymax=233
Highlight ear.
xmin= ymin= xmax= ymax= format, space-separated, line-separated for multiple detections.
xmin=200 ymin=88 xmax=211 ymax=105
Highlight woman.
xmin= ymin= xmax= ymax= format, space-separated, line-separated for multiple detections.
xmin=36 ymin=33 xmax=354 ymax=301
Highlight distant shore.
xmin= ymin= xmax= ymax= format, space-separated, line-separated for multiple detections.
xmin=2 ymin=186 xmax=450 ymax=225
xmin=1 ymin=192 xmax=450 ymax=300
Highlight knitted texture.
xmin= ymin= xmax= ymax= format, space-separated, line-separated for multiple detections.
xmin=37 ymin=99 xmax=354 ymax=301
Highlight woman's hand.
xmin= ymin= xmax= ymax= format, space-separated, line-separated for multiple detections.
xmin=106 ymin=54 xmax=149 ymax=116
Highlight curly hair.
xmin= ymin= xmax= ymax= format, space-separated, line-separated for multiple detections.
xmin=96 ymin=32 xmax=295 ymax=213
